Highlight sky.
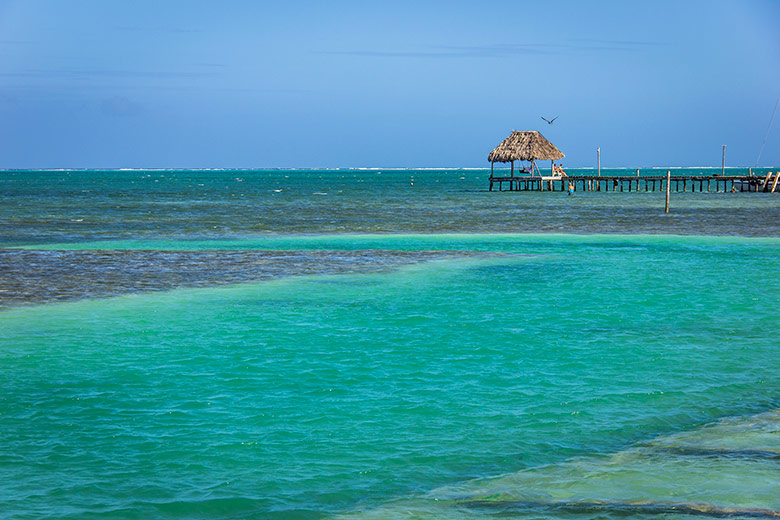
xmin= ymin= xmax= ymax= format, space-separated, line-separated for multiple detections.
xmin=0 ymin=0 xmax=779 ymax=169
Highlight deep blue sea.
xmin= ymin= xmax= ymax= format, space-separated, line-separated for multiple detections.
xmin=1 ymin=169 xmax=779 ymax=519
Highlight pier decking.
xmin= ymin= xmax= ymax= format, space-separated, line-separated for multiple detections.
xmin=489 ymin=173 xmax=779 ymax=193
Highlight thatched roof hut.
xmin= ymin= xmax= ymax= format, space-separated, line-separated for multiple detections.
xmin=488 ymin=131 xmax=564 ymax=163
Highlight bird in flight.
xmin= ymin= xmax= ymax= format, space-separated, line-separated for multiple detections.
xmin=541 ymin=116 xmax=558 ymax=124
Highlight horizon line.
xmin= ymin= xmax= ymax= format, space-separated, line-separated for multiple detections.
xmin=0 ymin=166 xmax=773 ymax=172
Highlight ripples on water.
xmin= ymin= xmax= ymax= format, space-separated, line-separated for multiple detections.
xmin=2 ymin=169 xmax=780 ymax=244
xmin=345 ymin=409 xmax=780 ymax=519
xmin=1 ymin=170 xmax=779 ymax=520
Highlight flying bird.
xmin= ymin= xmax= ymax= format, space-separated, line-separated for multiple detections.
xmin=541 ymin=116 xmax=558 ymax=124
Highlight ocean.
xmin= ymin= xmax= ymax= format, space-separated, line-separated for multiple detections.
xmin=1 ymin=169 xmax=779 ymax=519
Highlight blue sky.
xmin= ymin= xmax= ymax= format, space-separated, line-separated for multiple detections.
xmin=0 ymin=0 xmax=778 ymax=168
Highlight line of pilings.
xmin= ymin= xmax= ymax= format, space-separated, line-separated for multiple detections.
xmin=488 ymin=174 xmax=779 ymax=193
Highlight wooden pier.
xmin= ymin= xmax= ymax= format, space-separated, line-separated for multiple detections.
xmin=488 ymin=173 xmax=779 ymax=193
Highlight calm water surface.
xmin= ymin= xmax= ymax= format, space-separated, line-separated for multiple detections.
xmin=1 ymin=170 xmax=779 ymax=519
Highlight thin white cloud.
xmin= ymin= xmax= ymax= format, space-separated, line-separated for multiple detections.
xmin=0 ymin=68 xmax=217 ymax=80
xmin=320 ymin=39 xmax=665 ymax=59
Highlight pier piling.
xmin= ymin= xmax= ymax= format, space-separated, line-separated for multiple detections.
xmin=665 ymin=171 xmax=671 ymax=213
xmin=487 ymin=172 xmax=778 ymax=195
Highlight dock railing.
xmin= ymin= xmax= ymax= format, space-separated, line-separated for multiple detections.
xmin=488 ymin=172 xmax=777 ymax=193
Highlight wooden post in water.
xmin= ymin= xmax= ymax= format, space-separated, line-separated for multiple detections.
xmin=597 ymin=147 xmax=601 ymax=177
xmin=665 ymin=170 xmax=671 ymax=213
xmin=771 ymin=172 xmax=779 ymax=193
xmin=762 ymin=172 xmax=772 ymax=191
xmin=721 ymin=145 xmax=726 ymax=176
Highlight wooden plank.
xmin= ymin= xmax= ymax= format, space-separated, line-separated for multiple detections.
xmin=487 ymin=174 xmax=765 ymax=194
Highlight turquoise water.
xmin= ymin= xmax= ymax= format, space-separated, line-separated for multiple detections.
xmin=3 ymin=168 xmax=780 ymax=244
xmin=1 ymin=170 xmax=780 ymax=519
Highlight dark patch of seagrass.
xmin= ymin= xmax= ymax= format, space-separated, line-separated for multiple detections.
xmin=0 ymin=248 xmax=496 ymax=308
xmin=461 ymin=499 xmax=780 ymax=518
xmin=651 ymin=446 xmax=780 ymax=460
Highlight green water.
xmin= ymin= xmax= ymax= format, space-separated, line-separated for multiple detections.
xmin=1 ymin=170 xmax=780 ymax=519
xmin=2 ymin=233 xmax=780 ymax=519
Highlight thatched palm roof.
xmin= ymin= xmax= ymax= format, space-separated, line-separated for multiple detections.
xmin=488 ymin=131 xmax=565 ymax=163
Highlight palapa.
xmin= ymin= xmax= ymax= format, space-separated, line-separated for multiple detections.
xmin=488 ymin=131 xmax=564 ymax=163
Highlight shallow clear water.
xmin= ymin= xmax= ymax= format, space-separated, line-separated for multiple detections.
xmin=1 ymin=170 xmax=779 ymax=519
